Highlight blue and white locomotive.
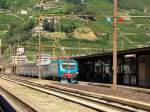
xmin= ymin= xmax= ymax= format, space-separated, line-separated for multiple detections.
xmin=16 ymin=59 xmax=78 ymax=83
xmin=49 ymin=60 xmax=78 ymax=83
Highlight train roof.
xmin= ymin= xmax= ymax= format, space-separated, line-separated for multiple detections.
xmin=37 ymin=59 xmax=51 ymax=65
xmin=51 ymin=59 xmax=76 ymax=63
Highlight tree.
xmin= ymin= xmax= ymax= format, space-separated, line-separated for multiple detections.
xmin=43 ymin=20 xmax=55 ymax=32
xmin=108 ymin=0 xmax=144 ymax=11
xmin=0 ymin=0 xmax=8 ymax=10
xmin=23 ymin=20 xmax=36 ymax=32
xmin=64 ymin=0 xmax=81 ymax=5
xmin=60 ymin=19 xmax=76 ymax=33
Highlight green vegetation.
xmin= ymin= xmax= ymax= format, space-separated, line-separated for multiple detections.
xmin=0 ymin=0 xmax=8 ymax=10
xmin=0 ymin=0 xmax=150 ymax=59
xmin=109 ymin=0 xmax=150 ymax=11
xmin=3 ymin=0 xmax=40 ymax=11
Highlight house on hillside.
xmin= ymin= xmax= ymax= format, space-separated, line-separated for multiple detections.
xmin=32 ymin=26 xmax=43 ymax=34
xmin=34 ymin=0 xmax=61 ymax=10
xmin=19 ymin=10 xmax=28 ymax=15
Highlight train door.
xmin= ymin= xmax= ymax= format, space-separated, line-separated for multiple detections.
xmin=43 ymin=65 xmax=49 ymax=78
xmin=50 ymin=62 xmax=58 ymax=76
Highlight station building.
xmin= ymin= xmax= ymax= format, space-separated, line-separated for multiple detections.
xmin=74 ymin=47 xmax=150 ymax=87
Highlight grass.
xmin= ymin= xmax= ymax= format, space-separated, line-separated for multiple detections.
xmin=0 ymin=13 xmax=22 ymax=30
xmin=87 ymin=0 xmax=113 ymax=15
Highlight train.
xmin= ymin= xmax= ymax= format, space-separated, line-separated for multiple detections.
xmin=16 ymin=59 xmax=79 ymax=84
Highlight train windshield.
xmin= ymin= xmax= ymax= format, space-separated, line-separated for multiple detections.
xmin=62 ymin=61 xmax=76 ymax=70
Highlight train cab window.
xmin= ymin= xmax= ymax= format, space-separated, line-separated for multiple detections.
xmin=62 ymin=61 xmax=76 ymax=70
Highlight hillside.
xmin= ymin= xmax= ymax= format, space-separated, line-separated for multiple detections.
xmin=109 ymin=0 xmax=150 ymax=11
xmin=0 ymin=0 xmax=150 ymax=60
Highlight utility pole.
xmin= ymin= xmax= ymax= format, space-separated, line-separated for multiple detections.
xmin=0 ymin=39 xmax=1 ymax=77
xmin=78 ymin=32 xmax=81 ymax=56
xmin=122 ymin=36 xmax=124 ymax=50
xmin=112 ymin=0 xmax=118 ymax=91
xmin=52 ymin=39 xmax=56 ymax=59
xmin=17 ymin=32 xmax=20 ymax=75
xmin=13 ymin=43 xmax=15 ymax=75
xmin=38 ymin=14 xmax=41 ymax=79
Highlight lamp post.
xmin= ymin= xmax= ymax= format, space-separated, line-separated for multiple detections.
xmin=112 ymin=0 xmax=118 ymax=91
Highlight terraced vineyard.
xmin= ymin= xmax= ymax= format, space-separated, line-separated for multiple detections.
xmin=0 ymin=0 xmax=150 ymax=59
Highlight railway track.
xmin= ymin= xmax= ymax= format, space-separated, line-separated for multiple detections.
xmin=0 ymin=106 xmax=4 ymax=112
xmin=5 ymin=74 xmax=150 ymax=95
xmin=0 ymin=86 xmax=38 ymax=112
xmin=1 ymin=76 xmax=150 ymax=112
xmin=4 ymin=74 xmax=150 ymax=95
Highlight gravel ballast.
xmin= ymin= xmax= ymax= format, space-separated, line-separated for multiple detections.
xmin=0 ymin=79 xmax=97 ymax=112
xmin=3 ymin=75 xmax=150 ymax=104
xmin=19 ymin=77 xmax=150 ymax=104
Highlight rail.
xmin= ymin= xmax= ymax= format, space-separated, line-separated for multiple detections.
xmin=0 ymin=86 xmax=38 ymax=112
xmin=1 ymin=76 xmax=150 ymax=112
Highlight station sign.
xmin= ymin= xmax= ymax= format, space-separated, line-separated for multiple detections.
xmin=16 ymin=47 xmax=25 ymax=55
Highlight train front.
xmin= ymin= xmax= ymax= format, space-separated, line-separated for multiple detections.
xmin=60 ymin=60 xmax=78 ymax=84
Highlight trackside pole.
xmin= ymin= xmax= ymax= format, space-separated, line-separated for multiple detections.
xmin=112 ymin=0 xmax=118 ymax=91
